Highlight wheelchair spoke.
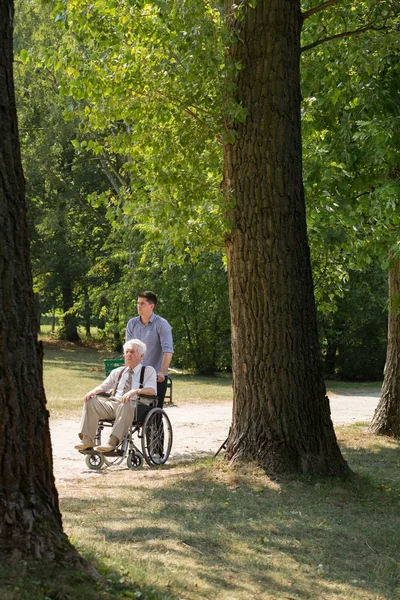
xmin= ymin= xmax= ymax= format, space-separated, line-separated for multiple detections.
xmin=141 ymin=408 xmax=172 ymax=466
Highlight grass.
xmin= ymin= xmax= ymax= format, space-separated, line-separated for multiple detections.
xmin=57 ymin=432 xmax=399 ymax=599
xmin=326 ymin=381 xmax=382 ymax=395
xmin=5 ymin=340 xmax=397 ymax=599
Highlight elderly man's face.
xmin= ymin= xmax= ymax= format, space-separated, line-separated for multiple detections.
xmin=124 ymin=345 xmax=143 ymax=367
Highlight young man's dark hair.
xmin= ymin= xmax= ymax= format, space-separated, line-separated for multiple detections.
xmin=138 ymin=290 xmax=158 ymax=306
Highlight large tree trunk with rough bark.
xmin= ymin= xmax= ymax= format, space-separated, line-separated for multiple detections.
xmin=223 ymin=0 xmax=350 ymax=475
xmin=0 ymin=0 xmax=82 ymax=562
xmin=369 ymin=256 xmax=400 ymax=437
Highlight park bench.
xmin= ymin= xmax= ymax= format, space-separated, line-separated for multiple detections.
xmin=104 ymin=358 xmax=173 ymax=405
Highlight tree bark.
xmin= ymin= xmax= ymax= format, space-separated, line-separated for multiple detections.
xmin=83 ymin=290 xmax=91 ymax=337
xmin=369 ymin=255 xmax=400 ymax=436
xmin=0 ymin=0 xmax=82 ymax=561
xmin=61 ymin=281 xmax=80 ymax=342
xmin=223 ymin=0 xmax=350 ymax=474
xmin=324 ymin=334 xmax=338 ymax=379
xmin=324 ymin=342 xmax=337 ymax=379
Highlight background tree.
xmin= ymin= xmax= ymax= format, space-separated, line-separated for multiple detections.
xmin=301 ymin=0 xmax=399 ymax=431
xmin=318 ymin=261 xmax=387 ymax=380
xmin=14 ymin=0 xmax=113 ymax=342
xmin=15 ymin=0 xmax=233 ymax=362
xmin=119 ymin=245 xmax=232 ymax=374
xmin=369 ymin=254 xmax=400 ymax=436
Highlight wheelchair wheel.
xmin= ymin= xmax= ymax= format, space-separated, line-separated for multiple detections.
xmin=127 ymin=451 xmax=144 ymax=470
xmin=141 ymin=408 xmax=172 ymax=466
xmin=85 ymin=451 xmax=105 ymax=470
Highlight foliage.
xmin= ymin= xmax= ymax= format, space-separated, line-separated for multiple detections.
xmin=300 ymin=2 xmax=399 ymax=389
xmin=319 ymin=260 xmax=388 ymax=381
xmin=15 ymin=0 xmax=399 ymax=377
xmin=102 ymin=244 xmax=232 ymax=373
xmin=140 ymin=250 xmax=231 ymax=374
xmin=302 ymin=1 xmax=400 ymax=285
xmin=15 ymin=0 xmax=233 ymax=367
xmin=14 ymin=0 xmax=113 ymax=340
xmin=42 ymin=0 xmax=239 ymax=251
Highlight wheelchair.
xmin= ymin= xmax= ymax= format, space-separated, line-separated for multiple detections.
xmin=82 ymin=396 xmax=173 ymax=471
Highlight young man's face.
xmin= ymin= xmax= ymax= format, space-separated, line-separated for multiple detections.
xmin=124 ymin=345 xmax=143 ymax=367
xmin=137 ymin=297 xmax=155 ymax=321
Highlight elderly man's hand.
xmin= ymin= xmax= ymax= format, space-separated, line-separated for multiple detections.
xmin=121 ymin=391 xmax=138 ymax=404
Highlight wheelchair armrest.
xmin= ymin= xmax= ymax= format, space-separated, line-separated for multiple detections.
xmin=138 ymin=394 xmax=158 ymax=401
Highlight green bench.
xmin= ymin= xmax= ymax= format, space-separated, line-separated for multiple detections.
xmin=104 ymin=358 xmax=126 ymax=376
xmin=104 ymin=358 xmax=173 ymax=405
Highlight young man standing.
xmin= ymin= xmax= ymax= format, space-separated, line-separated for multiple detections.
xmin=126 ymin=291 xmax=173 ymax=408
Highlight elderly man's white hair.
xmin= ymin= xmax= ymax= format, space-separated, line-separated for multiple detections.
xmin=123 ymin=339 xmax=147 ymax=357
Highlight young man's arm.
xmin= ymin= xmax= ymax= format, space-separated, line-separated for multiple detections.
xmin=157 ymin=352 xmax=173 ymax=382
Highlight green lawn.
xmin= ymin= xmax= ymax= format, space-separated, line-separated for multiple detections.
xmin=5 ymin=340 xmax=396 ymax=600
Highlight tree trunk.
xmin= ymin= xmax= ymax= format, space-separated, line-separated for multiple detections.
xmin=61 ymin=281 xmax=80 ymax=342
xmin=324 ymin=336 xmax=338 ymax=379
xmin=34 ymin=292 xmax=41 ymax=333
xmin=223 ymin=0 xmax=350 ymax=475
xmin=83 ymin=290 xmax=91 ymax=337
xmin=0 ymin=0 xmax=82 ymax=562
xmin=369 ymin=255 xmax=400 ymax=436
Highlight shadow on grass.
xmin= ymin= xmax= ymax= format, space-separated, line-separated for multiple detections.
xmin=59 ymin=434 xmax=400 ymax=600
xmin=0 ymin=554 xmax=178 ymax=600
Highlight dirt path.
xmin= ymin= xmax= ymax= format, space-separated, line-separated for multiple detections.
xmin=51 ymin=392 xmax=380 ymax=484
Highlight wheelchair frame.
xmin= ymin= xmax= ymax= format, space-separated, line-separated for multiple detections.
xmin=82 ymin=399 xmax=173 ymax=471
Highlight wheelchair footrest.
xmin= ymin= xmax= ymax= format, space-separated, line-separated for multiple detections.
xmin=79 ymin=448 xmax=124 ymax=457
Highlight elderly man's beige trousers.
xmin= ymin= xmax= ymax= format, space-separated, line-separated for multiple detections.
xmin=78 ymin=395 xmax=136 ymax=444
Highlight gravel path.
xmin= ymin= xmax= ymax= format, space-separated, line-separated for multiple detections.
xmin=51 ymin=392 xmax=380 ymax=484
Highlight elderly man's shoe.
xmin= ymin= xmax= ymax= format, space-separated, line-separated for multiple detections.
xmin=95 ymin=434 xmax=119 ymax=453
xmin=75 ymin=436 xmax=93 ymax=451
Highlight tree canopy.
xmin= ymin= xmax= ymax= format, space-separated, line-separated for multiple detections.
xmin=13 ymin=0 xmax=400 ymax=442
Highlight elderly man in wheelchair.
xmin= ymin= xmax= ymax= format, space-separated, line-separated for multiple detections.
xmin=75 ymin=338 xmax=172 ymax=470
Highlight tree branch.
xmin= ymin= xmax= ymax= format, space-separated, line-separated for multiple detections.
xmin=301 ymin=23 xmax=389 ymax=53
xmin=46 ymin=170 xmax=110 ymax=225
xmin=302 ymin=0 xmax=343 ymax=21
xmin=98 ymin=154 xmax=129 ymax=194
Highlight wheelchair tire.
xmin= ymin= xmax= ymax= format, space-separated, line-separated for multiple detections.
xmin=127 ymin=451 xmax=144 ymax=470
xmin=85 ymin=451 xmax=105 ymax=470
xmin=141 ymin=408 xmax=172 ymax=466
